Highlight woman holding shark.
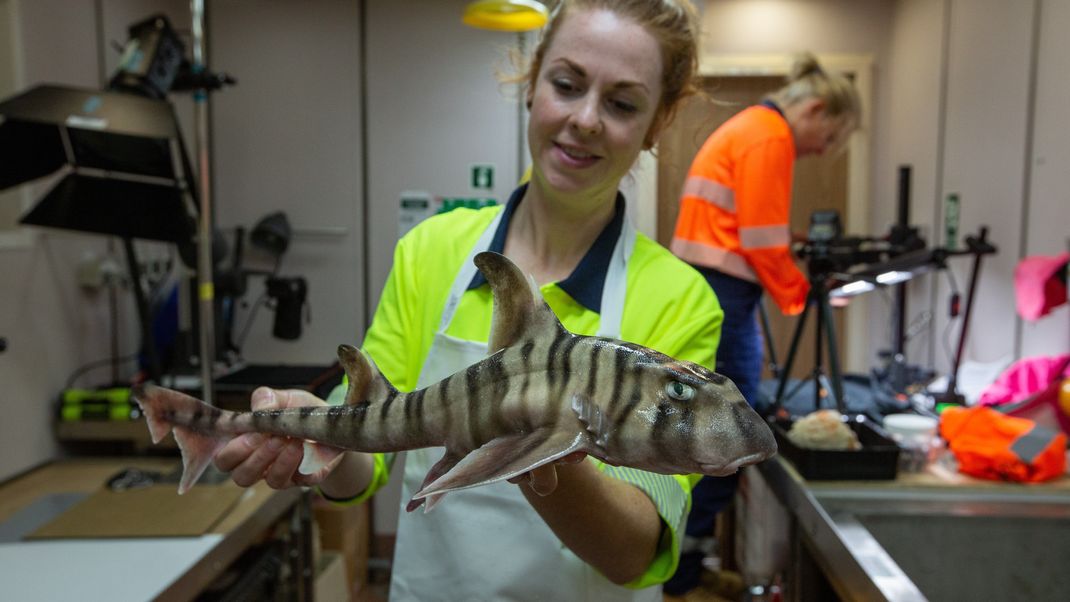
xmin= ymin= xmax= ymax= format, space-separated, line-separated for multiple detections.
xmin=212 ymin=1 xmax=739 ymax=599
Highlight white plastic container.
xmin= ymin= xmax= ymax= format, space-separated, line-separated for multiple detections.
xmin=883 ymin=413 xmax=940 ymax=472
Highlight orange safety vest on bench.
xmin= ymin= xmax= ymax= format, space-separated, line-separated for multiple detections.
xmin=940 ymin=405 xmax=1067 ymax=483
xmin=671 ymin=104 xmax=809 ymax=315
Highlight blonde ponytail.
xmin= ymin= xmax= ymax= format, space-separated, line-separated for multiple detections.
xmin=769 ymin=52 xmax=861 ymax=122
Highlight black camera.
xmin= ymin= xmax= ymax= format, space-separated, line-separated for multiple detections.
xmin=807 ymin=210 xmax=842 ymax=243
xmin=796 ymin=210 xmax=885 ymax=278
xmin=266 ymin=277 xmax=308 ymax=340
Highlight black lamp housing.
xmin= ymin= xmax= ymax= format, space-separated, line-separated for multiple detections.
xmin=108 ymin=14 xmax=186 ymax=100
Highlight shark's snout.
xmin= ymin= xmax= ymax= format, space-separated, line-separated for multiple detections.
xmin=735 ymin=402 xmax=778 ymax=459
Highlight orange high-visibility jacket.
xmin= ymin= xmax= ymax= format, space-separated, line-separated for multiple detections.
xmin=671 ymin=104 xmax=809 ymax=315
xmin=940 ymin=405 xmax=1067 ymax=483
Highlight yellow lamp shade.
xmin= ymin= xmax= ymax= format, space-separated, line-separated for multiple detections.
xmin=463 ymin=0 xmax=549 ymax=32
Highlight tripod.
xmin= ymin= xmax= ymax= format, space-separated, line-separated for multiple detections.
xmin=772 ymin=274 xmax=848 ymax=415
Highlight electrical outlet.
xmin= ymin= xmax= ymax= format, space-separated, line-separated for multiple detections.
xmin=77 ymin=254 xmax=125 ymax=290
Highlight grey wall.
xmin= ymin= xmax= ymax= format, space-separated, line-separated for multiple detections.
xmin=364 ymin=0 xmax=527 ymax=317
xmin=882 ymin=0 xmax=1068 ymax=379
xmin=210 ymin=0 xmax=364 ymax=365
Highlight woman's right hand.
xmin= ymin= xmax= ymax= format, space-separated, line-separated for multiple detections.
xmin=213 ymin=387 xmax=341 ymax=489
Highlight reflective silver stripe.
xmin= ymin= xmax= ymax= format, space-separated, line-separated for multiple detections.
xmin=1010 ymin=424 xmax=1058 ymax=463
xmin=740 ymin=224 xmax=791 ymax=249
xmin=670 ymin=239 xmax=758 ymax=282
xmin=683 ymin=176 xmax=735 ymax=213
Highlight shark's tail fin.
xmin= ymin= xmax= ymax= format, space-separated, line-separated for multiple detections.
xmin=133 ymin=384 xmax=236 ymax=494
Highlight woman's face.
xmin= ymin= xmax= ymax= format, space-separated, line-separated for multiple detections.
xmin=527 ymin=9 xmax=664 ymax=199
xmin=792 ymin=103 xmax=851 ymax=157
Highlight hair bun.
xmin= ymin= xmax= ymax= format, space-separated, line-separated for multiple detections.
xmin=788 ymin=52 xmax=824 ymax=81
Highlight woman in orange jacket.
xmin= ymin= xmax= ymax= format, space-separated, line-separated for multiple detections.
xmin=665 ymin=53 xmax=860 ymax=596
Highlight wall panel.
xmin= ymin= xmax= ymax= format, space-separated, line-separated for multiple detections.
xmin=935 ymin=0 xmax=1036 ymax=372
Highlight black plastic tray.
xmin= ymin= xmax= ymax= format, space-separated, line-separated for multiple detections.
xmin=772 ymin=417 xmax=900 ymax=480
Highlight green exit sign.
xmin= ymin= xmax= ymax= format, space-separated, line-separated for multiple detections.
xmin=471 ymin=164 xmax=494 ymax=190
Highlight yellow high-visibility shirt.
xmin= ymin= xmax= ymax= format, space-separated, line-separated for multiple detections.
xmin=331 ymin=185 xmax=722 ymax=588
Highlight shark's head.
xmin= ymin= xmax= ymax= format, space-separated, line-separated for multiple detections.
xmin=599 ymin=346 xmax=778 ymax=476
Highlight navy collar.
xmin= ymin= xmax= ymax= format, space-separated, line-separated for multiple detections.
xmin=466 ymin=183 xmax=626 ymax=313
xmin=760 ymin=99 xmax=785 ymax=118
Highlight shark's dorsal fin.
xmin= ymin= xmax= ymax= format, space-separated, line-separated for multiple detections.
xmin=336 ymin=344 xmax=375 ymax=405
xmin=474 ymin=251 xmax=565 ymax=353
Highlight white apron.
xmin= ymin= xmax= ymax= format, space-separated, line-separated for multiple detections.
xmin=388 ymin=208 xmax=658 ymax=602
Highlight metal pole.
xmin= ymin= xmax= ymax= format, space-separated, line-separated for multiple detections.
xmin=517 ymin=31 xmax=527 ymax=181
xmin=819 ymin=287 xmax=846 ymax=414
xmin=944 ymin=228 xmax=990 ymax=404
xmin=191 ymin=0 xmax=215 ymax=403
xmin=757 ymin=301 xmax=780 ymax=379
xmin=774 ymin=292 xmax=811 ymax=409
xmin=894 ymin=166 xmax=911 ymax=357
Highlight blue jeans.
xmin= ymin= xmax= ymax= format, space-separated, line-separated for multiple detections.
xmin=665 ymin=267 xmax=763 ymax=594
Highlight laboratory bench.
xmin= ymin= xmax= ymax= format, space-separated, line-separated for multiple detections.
xmin=735 ymin=453 xmax=1070 ymax=601
xmin=0 ymin=457 xmax=314 ymax=601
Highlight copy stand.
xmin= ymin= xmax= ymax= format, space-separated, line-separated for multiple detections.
xmin=771 ymin=274 xmax=847 ymax=416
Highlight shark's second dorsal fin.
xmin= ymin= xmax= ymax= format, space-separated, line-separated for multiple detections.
xmin=474 ymin=251 xmax=565 ymax=353
xmin=336 ymin=344 xmax=375 ymax=405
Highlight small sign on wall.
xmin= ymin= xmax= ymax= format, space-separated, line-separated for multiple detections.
xmin=471 ymin=164 xmax=494 ymax=190
xmin=398 ymin=190 xmax=433 ymax=238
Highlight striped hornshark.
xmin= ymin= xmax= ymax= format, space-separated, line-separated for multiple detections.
xmin=134 ymin=251 xmax=777 ymax=510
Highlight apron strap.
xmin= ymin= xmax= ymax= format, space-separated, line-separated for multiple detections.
xmin=437 ymin=209 xmax=506 ymax=333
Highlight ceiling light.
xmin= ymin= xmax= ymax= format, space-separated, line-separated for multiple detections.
xmin=462 ymin=0 xmax=549 ymax=32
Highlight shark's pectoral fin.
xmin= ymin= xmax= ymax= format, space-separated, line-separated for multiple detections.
xmin=412 ymin=428 xmax=589 ymax=501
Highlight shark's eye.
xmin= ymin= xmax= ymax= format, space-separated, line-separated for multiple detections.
xmin=665 ymin=381 xmax=695 ymax=401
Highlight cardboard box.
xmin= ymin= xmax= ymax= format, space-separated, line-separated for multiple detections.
xmin=313 ymin=497 xmax=370 ymax=596
xmin=316 ymin=551 xmax=349 ymax=602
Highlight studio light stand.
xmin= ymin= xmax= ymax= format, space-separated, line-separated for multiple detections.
xmin=772 ymin=268 xmax=848 ymax=414
xmin=0 ymin=11 xmax=236 ymax=399
xmin=770 ymin=210 xmax=890 ymax=417
xmin=0 ymin=85 xmax=197 ymax=385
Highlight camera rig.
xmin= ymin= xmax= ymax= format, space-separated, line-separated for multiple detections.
xmin=770 ymin=203 xmax=996 ymax=418
xmin=794 ymin=209 xmax=925 ymax=282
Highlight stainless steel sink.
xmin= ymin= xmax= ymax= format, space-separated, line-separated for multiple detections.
xmin=815 ymin=489 xmax=1070 ymax=601
xmin=753 ymin=457 xmax=1070 ymax=601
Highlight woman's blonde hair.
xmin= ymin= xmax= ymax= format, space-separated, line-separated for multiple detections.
xmin=521 ymin=0 xmax=702 ymax=148
xmin=768 ymin=52 xmax=861 ymax=125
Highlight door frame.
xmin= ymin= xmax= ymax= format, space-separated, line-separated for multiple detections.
xmin=634 ymin=52 xmax=874 ymax=372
